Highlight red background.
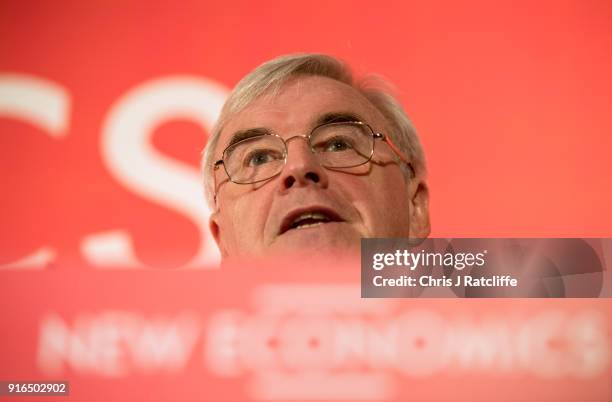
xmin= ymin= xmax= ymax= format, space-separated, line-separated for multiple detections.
xmin=2 ymin=0 xmax=611 ymax=269
xmin=1 ymin=2 xmax=611 ymax=401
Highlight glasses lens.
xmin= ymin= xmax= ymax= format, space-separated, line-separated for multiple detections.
xmin=310 ymin=122 xmax=374 ymax=168
xmin=223 ymin=135 xmax=286 ymax=183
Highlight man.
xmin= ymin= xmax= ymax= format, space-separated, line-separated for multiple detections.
xmin=202 ymin=53 xmax=430 ymax=259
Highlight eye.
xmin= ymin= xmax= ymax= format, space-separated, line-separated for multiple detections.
xmin=244 ymin=149 xmax=283 ymax=167
xmin=322 ymin=135 xmax=354 ymax=152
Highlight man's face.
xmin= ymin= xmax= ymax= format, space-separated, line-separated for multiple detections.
xmin=210 ymin=75 xmax=429 ymax=258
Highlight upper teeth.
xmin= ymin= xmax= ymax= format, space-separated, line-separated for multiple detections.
xmin=291 ymin=212 xmax=329 ymax=227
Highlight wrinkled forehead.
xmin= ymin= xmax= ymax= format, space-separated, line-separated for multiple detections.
xmin=215 ymin=75 xmax=385 ymax=155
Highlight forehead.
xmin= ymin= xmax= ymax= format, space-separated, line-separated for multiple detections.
xmin=217 ymin=75 xmax=383 ymax=151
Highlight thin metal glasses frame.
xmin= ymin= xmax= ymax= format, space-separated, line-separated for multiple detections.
xmin=212 ymin=121 xmax=414 ymax=200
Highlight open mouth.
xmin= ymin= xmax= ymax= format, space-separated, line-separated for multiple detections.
xmin=279 ymin=209 xmax=343 ymax=235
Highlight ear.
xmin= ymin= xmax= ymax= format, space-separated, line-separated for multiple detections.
xmin=408 ymin=179 xmax=431 ymax=239
xmin=209 ymin=211 xmax=229 ymax=258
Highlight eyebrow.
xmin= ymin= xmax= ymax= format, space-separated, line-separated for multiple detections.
xmin=315 ymin=111 xmax=363 ymax=126
xmin=226 ymin=127 xmax=271 ymax=148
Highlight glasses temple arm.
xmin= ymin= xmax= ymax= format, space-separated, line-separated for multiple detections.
xmin=375 ymin=133 xmax=416 ymax=178
xmin=212 ymin=160 xmax=224 ymax=206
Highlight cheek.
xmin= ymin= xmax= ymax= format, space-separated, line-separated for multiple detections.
xmin=353 ymin=171 xmax=411 ymax=233
xmin=224 ymin=192 xmax=270 ymax=243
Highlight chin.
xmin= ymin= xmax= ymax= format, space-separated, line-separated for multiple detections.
xmin=269 ymin=223 xmax=361 ymax=256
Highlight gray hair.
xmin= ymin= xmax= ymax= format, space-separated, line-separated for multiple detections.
xmin=202 ymin=53 xmax=426 ymax=209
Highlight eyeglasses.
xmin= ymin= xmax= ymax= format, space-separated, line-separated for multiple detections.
xmin=213 ymin=121 xmax=413 ymax=188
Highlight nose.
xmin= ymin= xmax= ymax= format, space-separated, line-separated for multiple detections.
xmin=278 ymin=136 xmax=329 ymax=192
